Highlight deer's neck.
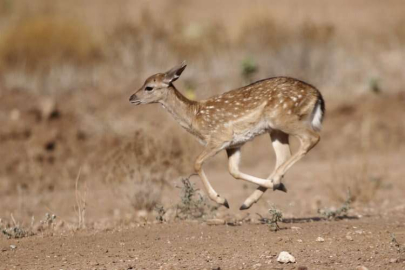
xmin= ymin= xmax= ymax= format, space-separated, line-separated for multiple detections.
xmin=160 ymin=86 xmax=200 ymax=135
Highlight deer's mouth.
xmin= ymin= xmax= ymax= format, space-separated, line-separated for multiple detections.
xmin=129 ymin=94 xmax=142 ymax=105
xmin=130 ymin=100 xmax=142 ymax=105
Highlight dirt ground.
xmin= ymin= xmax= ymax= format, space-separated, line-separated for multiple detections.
xmin=1 ymin=212 xmax=405 ymax=269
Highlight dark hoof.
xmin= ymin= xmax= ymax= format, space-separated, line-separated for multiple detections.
xmin=239 ymin=204 xmax=250 ymax=210
xmin=273 ymin=183 xmax=287 ymax=193
xmin=223 ymin=199 xmax=230 ymax=209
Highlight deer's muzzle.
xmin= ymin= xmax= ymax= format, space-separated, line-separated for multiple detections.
xmin=129 ymin=94 xmax=141 ymax=105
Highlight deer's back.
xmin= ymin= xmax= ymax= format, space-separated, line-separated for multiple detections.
xmin=194 ymin=77 xmax=321 ymax=144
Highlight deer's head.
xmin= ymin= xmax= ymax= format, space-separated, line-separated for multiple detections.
xmin=129 ymin=62 xmax=187 ymax=105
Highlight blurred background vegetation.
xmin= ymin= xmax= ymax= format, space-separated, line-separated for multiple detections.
xmin=0 ymin=0 xmax=404 ymax=95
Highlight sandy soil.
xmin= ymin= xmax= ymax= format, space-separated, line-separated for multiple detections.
xmin=1 ymin=215 xmax=405 ymax=270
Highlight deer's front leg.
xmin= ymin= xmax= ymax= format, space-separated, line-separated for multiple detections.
xmin=194 ymin=146 xmax=230 ymax=208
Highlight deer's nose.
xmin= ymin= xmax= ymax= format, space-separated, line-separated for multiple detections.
xmin=129 ymin=93 xmax=138 ymax=102
xmin=129 ymin=94 xmax=142 ymax=105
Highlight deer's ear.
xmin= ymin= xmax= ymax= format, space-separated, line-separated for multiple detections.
xmin=164 ymin=61 xmax=187 ymax=84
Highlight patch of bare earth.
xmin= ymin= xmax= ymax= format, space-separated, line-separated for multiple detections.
xmin=1 ymin=215 xmax=405 ymax=270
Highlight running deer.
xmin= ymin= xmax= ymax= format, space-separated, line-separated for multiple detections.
xmin=129 ymin=62 xmax=325 ymax=210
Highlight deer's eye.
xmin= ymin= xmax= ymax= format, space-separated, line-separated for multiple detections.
xmin=145 ymin=86 xmax=154 ymax=91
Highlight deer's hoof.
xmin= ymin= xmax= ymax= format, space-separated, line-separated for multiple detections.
xmin=223 ymin=199 xmax=230 ymax=209
xmin=239 ymin=203 xmax=251 ymax=210
xmin=273 ymin=183 xmax=287 ymax=193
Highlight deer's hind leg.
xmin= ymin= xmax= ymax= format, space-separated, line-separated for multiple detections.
xmin=270 ymin=127 xmax=320 ymax=185
xmin=227 ymin=147 xmax=280 ymax=191
xmin=240 ymin=130 xmax=292 ymax=210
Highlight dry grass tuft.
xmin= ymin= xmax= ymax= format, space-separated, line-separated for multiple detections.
xmin=318 ymin=190 xmax=352 ymax=219
xmin=328 ymin=156 xmax=384 ymax=204
xmin=104 ymin=130 xmax=195 ymax=211
xmin=257 ymin=205 xmax=283 ymax=231
xmin=1 ymin=213 xmax=57 ymax=239
xmin=391 ymin=233 xmax=405 ymax=254
xmin=74 ymin=169 xmax=86 ymax=229
xmin=175 ymin=176 xmax=217 ymax=220
xmin=0 ymin=214 xmax=34 ymax=239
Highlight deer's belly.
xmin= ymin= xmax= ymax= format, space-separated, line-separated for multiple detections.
xmin=229 ymin=120 xmax=271 ymax=146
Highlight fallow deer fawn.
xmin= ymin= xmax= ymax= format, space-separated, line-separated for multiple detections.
xmin=129 ymin=62 xmax=325 ymax=210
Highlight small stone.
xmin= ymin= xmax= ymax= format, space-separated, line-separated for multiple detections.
xmin=356 ymin=266 xmax=369 ymax=270
xmin=206 ymin=219 xmax=226 ymax=225
xmin=10 ymin=245 xmax=16 ymax=250
xmin=297 ymin=239 xmax=303 ymax=243
xmin=346 ymin=235 xmax=353 ymax=241
xmin=390 ymin=258 xmax=398 ymax=263
xmin=291 ymin=226 xmax=301 ymax=230
xmin=277 ymin=251 xmax=296 ymax=263
xmin=316 ymin=237 xmax=325 ymax=242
